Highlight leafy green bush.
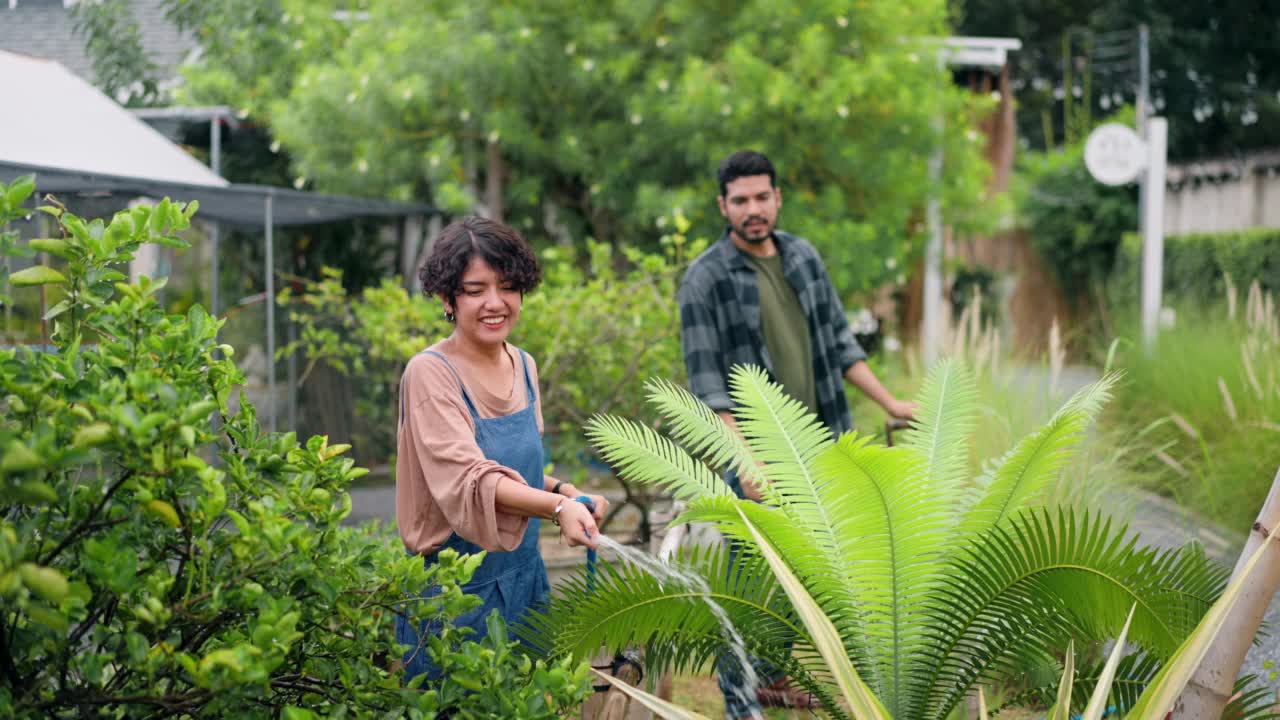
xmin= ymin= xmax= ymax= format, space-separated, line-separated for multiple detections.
xmin=282 ymin=225 xmax=703 ymax=538
xmin=0 ymin=178 xmax=588 ymax=718
xmin=1112 ymin=228 xmax=1280 ymax=306
xmin=1016 ymin=132 xmax=1138 ymax=308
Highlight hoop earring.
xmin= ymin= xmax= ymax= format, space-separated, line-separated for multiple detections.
xmin=444 ymin=311 xmax=456 ymax=323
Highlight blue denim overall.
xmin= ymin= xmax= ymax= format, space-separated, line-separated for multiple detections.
xmin=395 ymin=348 xmax=550 ymax=685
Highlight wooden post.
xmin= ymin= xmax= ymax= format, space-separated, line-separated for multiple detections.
xmin=1177 ymin=465 xmax=1280 ymax=718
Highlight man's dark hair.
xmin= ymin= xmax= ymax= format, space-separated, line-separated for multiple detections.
xmin=418 ymin=217 xmax=542 ymax=315
xmin=717 ymin=150 xmax=777 ymax=196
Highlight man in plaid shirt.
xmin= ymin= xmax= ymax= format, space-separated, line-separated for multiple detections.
xmin=679 ymin=149 xmax=915 ymax=717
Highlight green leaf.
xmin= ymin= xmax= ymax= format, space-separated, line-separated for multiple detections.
xmin=9 ymin=265 xmax=67 ymax=287
xmin=1126 ymin=531 xmax=1277 ymax=719
xmin=12 ymin=481 xmax=58 ymax=505
xmin=738 ymin=507 xmax=892 ymax=720
xmin=152 ymin=234 xmax=191 ymax=249
xmin=1081 ymin=605 xmax=1136 ymax=720
xmin=43 ymin=299 xmax=73 ymax=321
xmin=145 ymin=500 xmax=181 ymax=528
xmin=897 ymin=358 xmax=978 ymax=500
xmin=28 ymin=238 xmax=74 ymax=259
xmin=585 ymin=414 xmax=728 ymax=501
xmin=73 ymin=423 xmax=114 ymax=448
xmin=151 ymin=198 xmax=171 ymax=232
xmin=18 ymin=563 xmax=69 ymax=603
xmin=959 ymin=373 xmax=1118 ymax=538
xmin=4 ymin=175 xmax=35 ymax=208
xmin=1046 ymin=639 xmax=1074 ymax=720
xmin=1 ymin=441 xmax=42 ymax=472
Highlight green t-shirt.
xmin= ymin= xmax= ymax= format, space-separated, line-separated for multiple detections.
xmin=744 ymin=251 xmax=817 ymax=414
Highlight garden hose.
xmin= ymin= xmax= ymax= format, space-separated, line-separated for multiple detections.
xmin=574 ymin=495 xmax=598 ymax=591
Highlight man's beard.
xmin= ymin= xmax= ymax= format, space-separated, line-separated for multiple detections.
xmin=735 ymin=218 xmax=773 ymax=244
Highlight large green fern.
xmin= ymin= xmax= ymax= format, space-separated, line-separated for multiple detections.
xmin=524 ymin=360 xmax=1228 ymax=719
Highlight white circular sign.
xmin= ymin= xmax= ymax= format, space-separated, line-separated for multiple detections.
xmin=1084 ymin=123 xmax=1146 ymax=186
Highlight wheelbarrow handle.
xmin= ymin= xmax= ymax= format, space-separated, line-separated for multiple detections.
xmin=884 ymin=417 xmax=913 ymax=448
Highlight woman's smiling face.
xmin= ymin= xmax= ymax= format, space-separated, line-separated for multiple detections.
xmin=445 ymin=254 xmax=522 ymax=346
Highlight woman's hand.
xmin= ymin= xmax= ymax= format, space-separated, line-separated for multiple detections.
xmin=557 ymin=501 xmax=600 ymax=549
xmin=579 ymin=493 xmax=609 ymax=524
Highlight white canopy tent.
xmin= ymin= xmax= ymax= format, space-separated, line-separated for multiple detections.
xmin=0 ymin=50 xmax=435 ymax=430
xmin=0 ymin=50 xmax=229 ymax=188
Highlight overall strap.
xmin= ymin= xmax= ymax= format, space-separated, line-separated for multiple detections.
xmin=517 ymin=350 xmax=537 ymax=410
xmin=422 ymin=350 xmax=481 ymax=419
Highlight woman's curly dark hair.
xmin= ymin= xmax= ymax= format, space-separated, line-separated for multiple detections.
xmin=418 ymin=217 xmax=542 ymax=319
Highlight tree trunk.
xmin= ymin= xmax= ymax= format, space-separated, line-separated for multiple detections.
xmin=400 ymin=214 xmax=425 ymax=291
xmin=1176 ymin=465 xmax=1280 ymax=718
xmin=484 ymin=139 xmax=504 ymax=224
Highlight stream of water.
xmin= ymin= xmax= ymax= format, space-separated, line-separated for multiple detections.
xmin=595 ymin=535 xmax=764 ymax=719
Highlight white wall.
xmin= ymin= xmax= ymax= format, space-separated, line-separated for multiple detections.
xmin=1163 ymin=150 xmax=1280 ymax=235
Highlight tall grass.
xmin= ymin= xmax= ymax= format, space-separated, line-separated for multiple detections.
xmin=851 ymin=296 xmax=1132 ymax=516
xmin=1106 ymin=279 xmax=1280 ymax=531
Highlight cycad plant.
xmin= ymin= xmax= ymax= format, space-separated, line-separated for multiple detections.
xmin=525 ymin=361 xmax=1256 ymax=719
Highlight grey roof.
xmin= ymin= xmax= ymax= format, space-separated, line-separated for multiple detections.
xmin=0 ymin=0 xmax=195 ymax=86
xmin=0 ymin=50 xmax=434 ymax=227
xmin=0 ymin=161 xmax=435 ymax=227
xmin=0 ymin=50 xmax=227 ymax=186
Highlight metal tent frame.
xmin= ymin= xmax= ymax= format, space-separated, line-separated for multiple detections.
xmin=0 ymin=160 xmax=435 ymax=431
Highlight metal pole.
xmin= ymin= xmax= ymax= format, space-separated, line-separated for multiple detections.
xmin=1140 ymin=118 xmax=1167 ymax=349
xmin=1136 ymin=24 xmax=1150 ymax=240
xmin=265 ymin=194 xmax=276 ymax=432
xmin=210 ymin=116 xmax=222 ymax=316
xmin=2 ymin=217 xmax=11 ymax=340
xmin=921 ymin=52 xmax=946 ymax=368
xmin=287 ymin=313 xmax=297 ymax=432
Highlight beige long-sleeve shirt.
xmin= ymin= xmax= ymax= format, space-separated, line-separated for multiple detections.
xmin=395 ymin=339 xmax=544 ymax=555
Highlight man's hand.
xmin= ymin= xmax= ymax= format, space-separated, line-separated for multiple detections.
xmin=886 ymin=399 xmax=917 ymax=421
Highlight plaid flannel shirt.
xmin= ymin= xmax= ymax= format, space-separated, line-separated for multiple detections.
xmin=678 ymin=229 xmax=867 ymax=437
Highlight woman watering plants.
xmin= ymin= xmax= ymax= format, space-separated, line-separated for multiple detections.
xmin=394 ymin=216 xmax=608 ymax=683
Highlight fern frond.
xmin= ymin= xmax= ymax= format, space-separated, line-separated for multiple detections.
xmin=898 ymin=358 xmax=979 ymax=502
xmin=727 ymin=364 xmax=834 ymax=507
xmin=645 ymin=377 xmax=767 ymax=495
xmin=916 ymin=508 xmax=1226 ymax=720
xmin=519 ymin=542 xmax=856 ymax=717
xmin=996 ymin=652 xmax=1163 ymax=717
xmin=958 ymin=372 xmax=1119 ymax=538
xmin=585 ymin=414 xmax=731 ymax=500
xmin=813 ymin=433 xmax=945 ymax=716
xmin=677 ymin=494 xmax=876 ymax=680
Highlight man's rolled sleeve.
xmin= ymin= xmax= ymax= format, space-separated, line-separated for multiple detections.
xmin=679 ymin=271 xmax=733 ymax=412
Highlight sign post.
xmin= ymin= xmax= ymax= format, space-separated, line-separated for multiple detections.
xmin=1139 ymin=118 xmax=1167 ymax=349
xmin=1084 ymin=118 xmax=1167 ymax=349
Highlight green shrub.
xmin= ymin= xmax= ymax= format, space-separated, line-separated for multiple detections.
xmin=1112 ymin=228 xmax=1280 ymax=306
xmin=0 ymin=177 xmax=588 ymax=718
xmin=1016 ymin=116 xmax=1139 ymax=308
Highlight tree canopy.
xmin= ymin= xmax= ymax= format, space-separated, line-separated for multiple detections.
xmin=956 ymin=0 xmax=1280 ymax=159
xmin=82 ymin=0 xmax=997 ymax=297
